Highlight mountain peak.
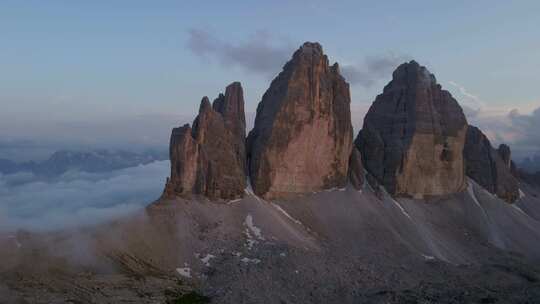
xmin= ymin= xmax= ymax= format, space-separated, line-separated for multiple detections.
xmin=247 ymin=42 xmax=353 ymax=198
xmin=357 ymin=61 xmax=467 ymax=198
xmin=390 ymin=60 xmax=437 ymax=90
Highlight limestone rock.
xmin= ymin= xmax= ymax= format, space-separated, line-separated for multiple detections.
xmin=497 ymin=144 xmax=512 ymax=169
xmin=164 ymin=83 xmax=247 ymax=200
xmin=348 ymin=147 xmax=365 ymax=190
xmin=356 ymin=61 xmax=468 ymax=198
xmin=247 ymin=42 xmax=353 ymax=199
xmin=464 ymin=126 xmax=519 ymax=203
xmin=212 ymin=82 xmax=247 ymax=173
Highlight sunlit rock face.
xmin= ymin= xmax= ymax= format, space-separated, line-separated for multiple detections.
xmin=356 ymin=61 xmax=468 ymax=199
xmin=164 ymin=82 xmax=247 ymax=200
xmin=464 ymin=126 xmax=520 ymax=203
xmin=247 ymin=42 xmax=353 ymax=199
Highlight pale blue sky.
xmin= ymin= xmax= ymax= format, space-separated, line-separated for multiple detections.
xmin=0 ymin=1 xmax=539 ymax=156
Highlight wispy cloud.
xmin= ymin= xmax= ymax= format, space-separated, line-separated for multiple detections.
xmin=187 ymin=28 xmax=294 ymax=77
xmin=341 ymin=54 xmax=410 ymax=88
xmin=186 ymin=28 xmax=407 ymax=88
xmin=448 ymin=81 xmax=486 ymax=111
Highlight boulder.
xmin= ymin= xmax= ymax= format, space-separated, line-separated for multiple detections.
xmin=356 ymin=61 xmax=468 ymax=198
xmin=464 ymin=126 xmax=519 ymax=203
xmin=247 ymin=42 xmax=353 ymax=199
xmin=164 ymin=83 xmax=247 ymax=200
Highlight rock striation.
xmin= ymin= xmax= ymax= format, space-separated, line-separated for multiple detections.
xmin=247 ymin=42 xmax=354 ymax=199
xmin=356 ymin=61 xmax=468 ymax=198
xmin=164 ymin=82 xmax=247 ymax=200
xmin=464 ymin=126 xmax=520 ymax=203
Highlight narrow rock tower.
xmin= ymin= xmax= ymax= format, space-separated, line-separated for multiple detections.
xmin=164 ymin=82 xmax=247 ymax=200
xmin=247 ymin=42 xmax=354 ymax=199
xmin=464 ymin=126 xmax=519 ymax=203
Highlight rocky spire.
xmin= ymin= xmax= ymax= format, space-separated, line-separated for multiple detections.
xmin=212 ymin=82 xmax=247 ymax=173
xmin=464 ymin=126 xmax=519 ymax=203
xmin=164 ymin=82 xmax=247 ymax=200
xmin=247 ymin=42 xmax=354 ymax=199
xmin=356 ymin=61 xmax=468 ymax=198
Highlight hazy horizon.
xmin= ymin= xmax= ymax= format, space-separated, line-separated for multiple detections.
xmin=1 ymin=1 xmax=539 ymax=160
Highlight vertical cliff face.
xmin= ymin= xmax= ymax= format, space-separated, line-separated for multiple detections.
xmin=212 ymin=82 xmax=247 ymax=174
xmin=356 ymin=61 xmax=468 ymax=198
xmin=164 ymin=83 xmax=247 ymax=200
xmin=247 ymin=42 xmax=353 ymax=199
xmin=464 ymin=126 xmax=520 ymax=203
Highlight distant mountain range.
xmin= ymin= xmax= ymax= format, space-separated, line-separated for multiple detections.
xmin=0 ymin=149 xmax=168 ymax=177
xmin=518 ymin=154 xmax=540 ymax=173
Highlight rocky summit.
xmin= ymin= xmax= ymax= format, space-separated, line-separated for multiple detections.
xmin=356 ymin=61 xmax=468 ymax=199
xmin=247 ymin=42 xmax=353 ymax=199
xmin=164 ymin=82 xmax=247 ymax=200
xmin=464 ymin=125 xmax=520 ymax=203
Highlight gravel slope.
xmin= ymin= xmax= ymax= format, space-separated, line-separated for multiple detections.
xmin=1 ymin=179 xmax=540 ymax=303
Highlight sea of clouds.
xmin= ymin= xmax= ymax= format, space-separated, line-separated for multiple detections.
xmin=0 ymin=160 xmax=169 ymax=232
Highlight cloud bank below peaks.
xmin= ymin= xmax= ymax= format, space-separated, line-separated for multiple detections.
xmin=0 ymin=161 xmax=169 ymax=232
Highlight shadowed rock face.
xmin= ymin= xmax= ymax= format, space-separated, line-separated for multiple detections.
xmin=348 ymin=147 xmax=365 ymax=190
xmin=164 ymin=82 xmax=247 ymax=200
xmin=247 ymin=42 xmax=353 ymax=199
xmin=464 ymin=126 xmax=519 ymax=203
xmin=356 ymin=61 xmax=468 ymax=198
xmin=212 ymin=82 xmax=247 ymax=173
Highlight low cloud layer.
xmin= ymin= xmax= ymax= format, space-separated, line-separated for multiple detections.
xmin=0 ymin=161 xmax=169 ymax=232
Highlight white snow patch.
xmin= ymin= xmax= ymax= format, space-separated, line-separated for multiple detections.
xmin=512 ymin=205 xmax=527 ymax=216
xmin=280 ymin=252 xmax=287 ymax=257
xmin=519 ymin=189 xmax=526 ymax=199
xmin=195 ymin=253 xmax=216 ymax=267
xmin=379 ymin=188 xmax=412 ymax=220
xmin=7 ymin=235 xmax=21 ymax=248
xmin=390 ymin=198 xmax=412 ymax=220
xmin=241 ymin=257 xmax=261 ymax=264
xmin=468 ymin=181 xmax=483 ymax=209
xmin=245 ymin=237 xmax=256 ymax=250
xmin=271 ymin=203 xmax=303 ymax=226
xmin=176 ymin=264 xmax=192 ymax=278
xmin=338 ymin=187 xmax=347 ymax=191
xmin=227 ymin=198 xmax=242 ymax=204
xmin=421 ymin=254 xmax=436 ymax=261
xmin=244 ymin=214 xmax=264 ymax=249
xmin=245 ymin=214 xmax=264 ymax=240
xmin=244 ymin=177 xmax=254 ymax=194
